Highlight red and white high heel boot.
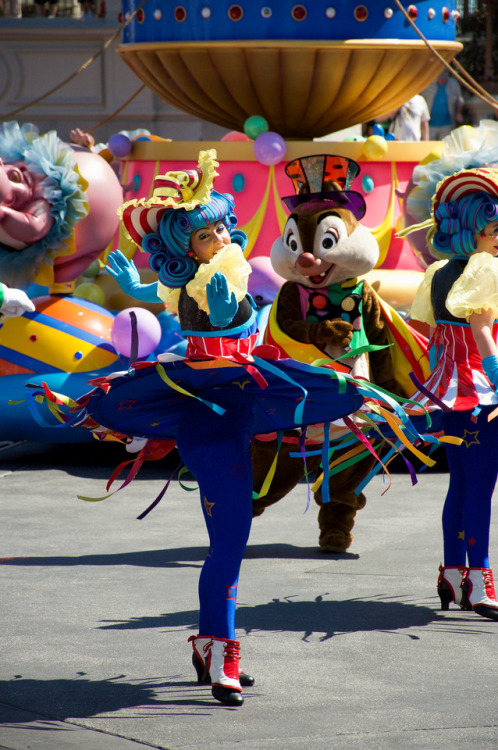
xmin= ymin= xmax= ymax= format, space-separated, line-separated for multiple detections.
xmin=207 ymin=637 xmax=243 ymax=706
xmin=463 ymin=568 xmax=498 ymax=621
xmin=437 ymin=564 xmax=471 ymax=610
xmin=188 ymin=635 xmax=255 ymax=687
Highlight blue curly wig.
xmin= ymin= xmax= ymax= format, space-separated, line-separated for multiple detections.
xmin=141 ymin=189 xmax=247 ymax=288
xmin=432 ymin=192 xmax=498 ymax=257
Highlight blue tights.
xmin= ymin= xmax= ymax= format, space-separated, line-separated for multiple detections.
xmin=176 ymin=398 xmax=254 ymax=640
xmin=441 ymin=406 xmax=498 ymax=569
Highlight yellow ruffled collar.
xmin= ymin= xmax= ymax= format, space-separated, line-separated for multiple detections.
xmin=157 ymin=243 xmax=251 ymax=315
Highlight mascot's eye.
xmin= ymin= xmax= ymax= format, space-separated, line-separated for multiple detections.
xmin=9 ymin=170 xmax=22 ymax=184
xmin=321 ymin=231 xmax=338 ymax=251
xmin=285 ymin=233 xmax=299 ymax=252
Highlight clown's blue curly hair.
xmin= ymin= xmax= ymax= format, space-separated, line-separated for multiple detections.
xmin=141 ymin=190 xmax=247 ymax=288
xmin=432 ymin=192 xmax=498 ymax=257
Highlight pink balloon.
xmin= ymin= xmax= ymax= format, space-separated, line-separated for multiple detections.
xmin=111 ymin=307 xmax=162 ymax=358
xmin=253 ymin=131 xmax=286 ymax=165
xmin=221 ymin=130 xmax=252 ymax=142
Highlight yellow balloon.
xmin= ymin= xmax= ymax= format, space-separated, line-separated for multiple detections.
xmin=363 ymin=135 xmax=388 ymax=160
xmin=73 ymin=282 xmax=106 ymax=307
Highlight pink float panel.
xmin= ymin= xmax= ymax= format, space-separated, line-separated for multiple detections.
xmin=113 ymin=141 xmax=434 ymax=273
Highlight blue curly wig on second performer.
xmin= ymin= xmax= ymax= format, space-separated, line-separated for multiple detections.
xmin=431 ymin=191 xmax=498 ymax=258
xmin=141 ymin=190 xmax=247 ymax=289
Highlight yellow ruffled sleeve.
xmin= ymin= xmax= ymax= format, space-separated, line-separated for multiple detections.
xmin=447 ymin=252 xmax=498 ymax=320
xmin=185 ymin=244 xmax=251 ymax=314
xmin=156 ymin=244 xmax=251 ymax=316
xmin=157 ymin=284 xmax=181 ymax=314
xmin=410 ymin=259 xmax=448 ymax=327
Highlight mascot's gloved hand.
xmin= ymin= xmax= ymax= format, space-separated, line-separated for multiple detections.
xmin=206 ymin=272 xmax=238 ymax=327
xmin=315 ymin=319 xmax=354 ymax=348
xmin=482 ymin=354 xmax=498 ymax=390
xmin=0 ymin=284 xmax=35 ymax=317
xmin=105 ymin=249 xmax=162 ymax=303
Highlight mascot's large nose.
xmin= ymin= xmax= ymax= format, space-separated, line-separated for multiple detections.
xmin=296 ymin=252 xmax=316 ymax=270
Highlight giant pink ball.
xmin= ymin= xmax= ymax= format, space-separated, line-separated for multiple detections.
xmin=111 ymin=307 xmax=162 ymax=358
xmin=253 ymin=132 xmax=286 ymax=165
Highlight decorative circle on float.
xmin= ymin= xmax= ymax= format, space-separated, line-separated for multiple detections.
xmin=442 ymin=6 xmax=450 ymax=22
xmin=153 ymin=9 xmax=162 ymax=20
xmin=136 ymin=8 xmax=144 ymax=23
xmin=362 ymin=175 xmax=375 ymax=193
xmin=325 ymin=7 xmax=336 ymax=19
xmin=354 ymin=5 xmax=368 ymax=21
xmin=174 ymin=6 xmax=186 ymax=22
xmin=428 ymin=8 xmax=435 ymax=19
xmin=201 ymin=7 xmax=211 ymax=18
xmin=407 ymin=4 xmax=418 ymax=20
xmin=228 ymin=5 xmax=243 ymax=20
xmin=232 ymin=173 xmax=245 ymax=192
xmin=384 ymin=7 xmax=393 ymax=19
xmin=292 ymin=5 xmax=307 ymax=21
xmin=261 ymin=6 xmax=272 ymax=18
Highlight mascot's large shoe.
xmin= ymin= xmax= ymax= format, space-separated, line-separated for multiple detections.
xmin=188 ymin=635 xmax=254 ymax=691
xmin=318 ymin=493 xmax=367 ymax=553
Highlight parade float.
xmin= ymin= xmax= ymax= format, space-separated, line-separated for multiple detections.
xmin=0 ymin=0 xmax=470 ymax=441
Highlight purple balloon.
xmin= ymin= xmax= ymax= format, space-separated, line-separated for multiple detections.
xmin=111 ymin=307 xmax=162 ymax=358
xmin=108 ymin=133 xmax=132 ymax=158
xmin=253 ymin=131 xmax=286 ymax=166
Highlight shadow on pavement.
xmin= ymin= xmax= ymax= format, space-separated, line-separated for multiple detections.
xmin=96 ymin=593 xmax=444 ymax=641
xmin=0 ymin=543 xmax=358 ymax=569
xmin=0 ymin=674 xmax=214 ymax=723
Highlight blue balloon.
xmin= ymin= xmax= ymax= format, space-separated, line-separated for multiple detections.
xmin=385 ymin=132 xmax=396 ymax=141
xmin=372 ymin=123 xmax=385 ymax=137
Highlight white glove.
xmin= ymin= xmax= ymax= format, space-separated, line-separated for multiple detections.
xmin=0 ymin=284 xmax=36 ymax=318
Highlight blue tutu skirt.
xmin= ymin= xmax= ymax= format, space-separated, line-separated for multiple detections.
xmin=82 ymin=354 xmax=364 ymax=441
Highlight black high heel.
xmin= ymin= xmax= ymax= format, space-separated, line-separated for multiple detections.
xmin=437 ymin=564 xmax=471 ymax=610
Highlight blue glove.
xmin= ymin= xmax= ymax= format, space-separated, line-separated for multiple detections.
xmin=482 ymin=354 xmax=498 ymax=390
xmin=206 ymin=272 xmax=238 ymax=327
xmin=105 ymin=249 xmax=162 ymax=303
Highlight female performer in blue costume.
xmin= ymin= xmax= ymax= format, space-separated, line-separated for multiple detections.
xmin=409 ymin=167 xmax=498 ymax=621
xmin=78 ymin=150 xmax=412 ymax=706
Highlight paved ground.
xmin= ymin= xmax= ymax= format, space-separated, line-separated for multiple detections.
xmin=0 ymin=440 xmax=497 ymax=750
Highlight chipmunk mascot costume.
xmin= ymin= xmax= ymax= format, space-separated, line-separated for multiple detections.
xmin=252 ymin=154 xmax=430 ymax=552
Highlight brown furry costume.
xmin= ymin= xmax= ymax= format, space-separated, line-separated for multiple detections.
xmin=250 ymin=153 xmax=415 ymax=553
xmin=252 ymin=279 xmax=405 ymax=553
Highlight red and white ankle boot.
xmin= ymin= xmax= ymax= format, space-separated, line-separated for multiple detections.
xmin=206 ymin=637 xmax=243 ymax=706
xmin=437 ymin=564 xmax=470 ymax=610
xmin=188 ymin=635 xmax=254 ymax=688
xmin=463 ymin=568 xmax=498 ymax=621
